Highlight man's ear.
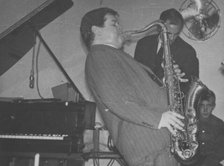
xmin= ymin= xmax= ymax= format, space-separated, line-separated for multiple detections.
xmin=91 ymin=25 xmax=100 ymax=35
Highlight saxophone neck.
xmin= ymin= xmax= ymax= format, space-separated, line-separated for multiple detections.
xmin=122 ymin=20 xmax=168 ymax=43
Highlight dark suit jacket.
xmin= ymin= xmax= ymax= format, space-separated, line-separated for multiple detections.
xmin=85 ymin=45 xmax=178 ymax=166
xmin=182 ymin=115 xmax=224 ymax=166
xmin=134 ymin=35 xmax=199 ymax=95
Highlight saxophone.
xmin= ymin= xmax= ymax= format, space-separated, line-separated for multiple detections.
xmin=176 ymin=77 xmax=208 ymax=164
xmin=160 ymin=21 xmax=209 ymax=164
xmin=123 ymin=20 xmax=208 ymax=164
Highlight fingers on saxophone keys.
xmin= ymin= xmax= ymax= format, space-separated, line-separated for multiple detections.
xmin=171 ymin=121 xmax=184 ymax=132
xmin=171 ymin=111 xmax=184 ymax=119
xmin=169 ymin=112 xmax=185 ymax=131
xmin=179 ymin=78 xmax=189 ymax=83
xmin=178 ymin=72 xmax=185 ymax=77
xmin=167 ymin=125 xmax=176 ymax=135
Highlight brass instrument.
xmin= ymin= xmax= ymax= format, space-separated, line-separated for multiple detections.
xmin=122 ymin=20 xmax=207 ymax=164
xmin=180 ymin=77 xmax=208 ymax=164
xmin=122 ymin=20 xmax=161 ymax=43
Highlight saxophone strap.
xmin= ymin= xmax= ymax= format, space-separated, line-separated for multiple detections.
xmin=138 ymin=62 xmax=164 ymax=87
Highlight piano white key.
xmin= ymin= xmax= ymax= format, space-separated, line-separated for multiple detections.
xmin=0 ymin=134 xmax=68 ymax=140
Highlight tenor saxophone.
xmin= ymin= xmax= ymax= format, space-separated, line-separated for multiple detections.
xmin=123 ymin=20 xmax=207 ymax=164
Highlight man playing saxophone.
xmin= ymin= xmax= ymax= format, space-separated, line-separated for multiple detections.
xmin=81 ymin=7 xmax=185 ymax=166
xmin=134 ymin=8 xmax=199 ymax=96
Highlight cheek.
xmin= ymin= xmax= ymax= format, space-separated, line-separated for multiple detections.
xmin=207 ymin=109 xmax=213 ymax=114
xmin=110 ymin=29 xmax=120 ymax=38
xmin=199 ymin=109 xmax=204 ymax=115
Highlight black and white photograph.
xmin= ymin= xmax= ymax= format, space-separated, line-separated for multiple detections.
xmin=0 ymin=0 xmax=224 ymax=166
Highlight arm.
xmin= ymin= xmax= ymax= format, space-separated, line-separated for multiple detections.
xmin=200 ymin=123 xmax=224 ymax=166
xmin=173 ymin=52 xmax=199 ymax=83
xmin=171 ymin=38 xmax=199 ymax=84
xmin=183 ymin=49 xmax=199 ymax=79
xmin=86 ymin=49 xmax=162 ymax=128
xmin=179 ymin=44 xmax=199 ymax=79
xmin=86 ymin=47 xmax=184 ymax=131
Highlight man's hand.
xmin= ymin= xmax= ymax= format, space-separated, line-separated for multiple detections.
xmin=173 ymin=64 xmax=188 ymax=83
xmin=158 ymin=111 xmax=185 ymax=135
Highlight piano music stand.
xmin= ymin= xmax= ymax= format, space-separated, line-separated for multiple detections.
xmin=28 ymin=24 xmax=85 ymax=102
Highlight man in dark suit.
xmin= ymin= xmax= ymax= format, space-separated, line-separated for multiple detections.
xmin=80 ymin=7 xmax=184 ymax=166
xmin=134 ymin=8 xmax=199 ymax=95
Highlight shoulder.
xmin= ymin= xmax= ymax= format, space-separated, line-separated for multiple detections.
xmin=137 ymin=35 xmax=158 ymax=45
xmin=91 ymin=45 xmax=113 ymax=55
xmin=90 ymin=45 xmax=120 ymax=59
xmin=210 ymin=115 xmax=224 ymax=127
xmin=86 ymin=45 xmax=119 ymax=68
xmin=175 ymin=37 xmax=196 ymax=54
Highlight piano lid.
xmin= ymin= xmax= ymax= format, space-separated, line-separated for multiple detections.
xmin=0 ymin=0 xmax=73 ymax=76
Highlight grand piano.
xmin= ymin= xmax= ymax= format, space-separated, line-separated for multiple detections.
xmin=0 ymin=0 xmax=96 ymax=165
xmin=0 ymin=99 xmax=96 ymax=153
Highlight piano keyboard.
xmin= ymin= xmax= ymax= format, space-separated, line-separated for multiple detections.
xmin=0 ymin=134 xmax=69 ymax=140
xmin=0 ymin=100 xmax=96 ymax=153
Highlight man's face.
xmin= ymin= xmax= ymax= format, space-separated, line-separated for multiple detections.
xmin=165 ymin=21 xmax=182 ymax=44
xmin=97 ymin=14 xmax=124 ymax=48
xmin=199 ymin=100 xmax=215 ymax=120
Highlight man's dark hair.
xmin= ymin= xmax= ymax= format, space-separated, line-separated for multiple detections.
xmin=199 ymin=89 xmax=216 ymax=106
xmin=80 ymin=7 xmax=118 ymax=50
xmin=159 ymin=8 xmax=184 ymax=29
